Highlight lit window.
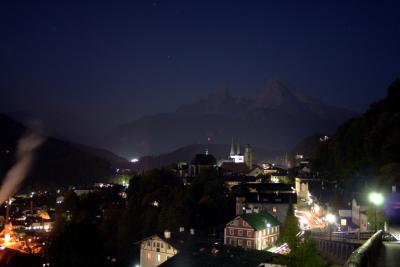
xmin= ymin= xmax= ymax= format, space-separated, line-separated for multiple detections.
xmin=157 ymin=254 xmax=161 ymax=262
xmin=161 ymin=243 xmax=164 ymax=248
xmin=341 ymin=219 xmax=347 ymax=226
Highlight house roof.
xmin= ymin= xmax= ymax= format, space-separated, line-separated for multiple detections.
xmin=159 ymin=244 xmax=284 ymax=267
xmin=159 ymin=243 xmax=280 ymax=267
xmin=232 ymin=183 xmax=294 ymax=193
xmin=219 ymin=162 xmax=249 ymax=174
xmin=139 ymin=231 xmax=197 ymax=252
xmin=241 ymin=211 xmax=280 ymax=230
xmin=241 ymin=192 xmax=297 ymax=204
xmin=223 ymin=175 xmax=257 ymax=183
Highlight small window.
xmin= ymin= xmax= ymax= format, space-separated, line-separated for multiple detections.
xmin=147 ymin=241 xmax=150 ymax=246
xmin=243 ymin=221 xmax=248 ymax=226
xmin=161 ymin=243 xmax=164 ymax=248
xmin=238 ymin=230 xmax=243 ymax=236
xmin=153 ymin=242 xmax=156 ymax=247
xmin=247 ymin=240 xmax=252 ymax=247
xmin=238 ymin=239 xmax=243 ymax=246
xmin=229 ymin=228 xmax=234 ymax=235
xmin=156 ymin=242 xmax=160 ymax=248
xmin=247 ymin=230 xmax=252 ymax=237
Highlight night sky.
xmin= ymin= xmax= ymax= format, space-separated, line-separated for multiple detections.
xmin=1 ymin=0 xmax=399 ymax=133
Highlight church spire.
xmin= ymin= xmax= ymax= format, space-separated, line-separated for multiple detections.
xmin=230 ymin=138 xmax=235 ymax=156
xmin=237 ymin=143 xmax=241 ymax=155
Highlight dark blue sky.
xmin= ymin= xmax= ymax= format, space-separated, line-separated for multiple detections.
xmin=0 ymin=0 xmax=399 ymax=126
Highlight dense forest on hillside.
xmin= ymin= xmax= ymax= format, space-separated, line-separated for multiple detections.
xmin=311 ymin=79 xmax=400 ymax=190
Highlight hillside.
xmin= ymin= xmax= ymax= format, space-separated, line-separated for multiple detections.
xmin=311 ymin=79 xmax=400 ymax=188
xmin=133 ymin=143 xmax=280 ymax=171
xmin=0 ymin=114 xmax=117 ymax=188
xmin=111 ymin=80 xmax=356 ymax=157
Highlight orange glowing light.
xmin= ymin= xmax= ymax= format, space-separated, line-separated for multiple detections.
xmin=4 ymin=234 xmax=10 ymax=243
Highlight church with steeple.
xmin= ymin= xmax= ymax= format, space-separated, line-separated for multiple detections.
xmin=229 ymin=139 xmax=244 ymax=163
xmin=216 ymin=139 xmax=255 ymax=170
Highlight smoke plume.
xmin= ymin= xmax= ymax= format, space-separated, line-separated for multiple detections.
xmin=0 ymin=132 xmax=44 ymax=205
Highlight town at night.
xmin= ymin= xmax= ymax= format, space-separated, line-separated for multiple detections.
xmin=0 ymin=1 xmax=400 ymax=266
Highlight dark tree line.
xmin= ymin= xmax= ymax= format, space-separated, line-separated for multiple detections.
xmin=49 ymin=168 xmax=235 ymax=267
xmin=311 ymin=79 xmax=400 ymax=190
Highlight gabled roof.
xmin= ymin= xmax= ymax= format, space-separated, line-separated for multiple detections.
xmin=232 ymin=183 xmax=294 ymax=193
xmin=242 ymin=192 xmax=297 ymax=204
xmin=240 ymin=211 xmax=280 ymax=230
xmin=159 ymin=243 xmax=280 ymax=267
xmin=219 ymin=162 xmax=249 ymax=173
xmin=139 ymin=231 xmax=197 ymax=252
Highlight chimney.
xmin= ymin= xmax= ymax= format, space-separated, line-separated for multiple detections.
xmin=179 ymin=226 xmax=185 ymax=232
xmin=190 ymin=228 xmax=195 ymax=235
xmin=164 ymin=230 xmax=171 ymax=239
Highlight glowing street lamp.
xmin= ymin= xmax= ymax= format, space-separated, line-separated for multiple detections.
xmin=326 ymin=213 xmax=336 ymax=240
xmin=369 ymin=192 xmax=384 ymax=206
xmin=369 ymin=192 xmax=384 ymax=231
xmin=326 ymin=213 xmax=336 ymax=224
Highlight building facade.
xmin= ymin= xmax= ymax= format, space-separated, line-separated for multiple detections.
xmin=224 ymin=211 xmax=280 ymax=250
xmin=139 ymin=233 xmax=178 ymax=267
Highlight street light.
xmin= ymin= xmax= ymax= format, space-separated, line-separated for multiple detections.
xmin=326 ymin=213 xmax=336 ymax=240
xmin=369 ymin=192 xmax=384 ymax=231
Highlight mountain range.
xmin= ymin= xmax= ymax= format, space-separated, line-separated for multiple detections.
xmin=0 ymin=114 xmax=129 ymax=188
xmin=111 ymin=80 xmax=356 ymax=157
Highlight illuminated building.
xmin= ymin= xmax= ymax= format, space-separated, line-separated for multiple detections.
xmin=224 ymin=211 xmax=280 ymax=250
xmin=229 ymin=140 xmax=244 ymax=163
xmin=139 ymin=228 xmax=195 ymax=267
